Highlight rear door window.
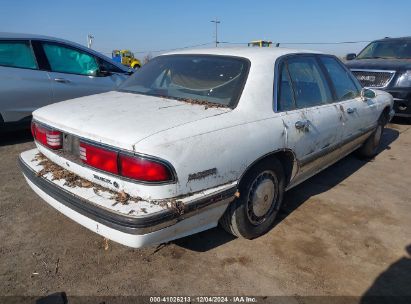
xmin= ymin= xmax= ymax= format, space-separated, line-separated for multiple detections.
xmin=0 ymin=41 xmax=37 ymax=69
xmin=277 ymin=62 xmax=295 ymax=111
xmin=42 ymin=43 xmax=99 ymax=76
xmin=286 ymin=56 xmax=333 ymax=109
xmin=319 ymin=56 xmax=360 ymax=101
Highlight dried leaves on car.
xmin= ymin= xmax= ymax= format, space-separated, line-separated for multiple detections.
xmin=33 ymin=153 xmax=187 ymax=213
xmin=174 ymin=97 xmax=228 ymax=110
xmin=33 ymin=153 xmax=140 ymax=205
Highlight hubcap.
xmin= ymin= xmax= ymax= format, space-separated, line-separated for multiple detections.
xmin=252 ymin=179 xmax=275 ymax=217
xmin=246 ymin=171 xmax=278 ymax=225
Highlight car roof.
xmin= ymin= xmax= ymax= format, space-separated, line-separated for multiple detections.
xmin=0 ymin=32 xmax=68 ymax=40
xmin=164 ymin=47 xmax=324 ymax=62
xmin=0 ymin=32 xmax=129 ymax=72
xmin=375 ymin=36 xmax=411 ymax=42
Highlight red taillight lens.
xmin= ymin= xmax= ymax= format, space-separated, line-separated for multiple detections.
xmin=119 ymin=154 xmax=172 ymax=182
xmin=31 ymin=121 xmax=62 ymax=150
xmin=79 ymin=141 xmax=174 ymax=183
xmin=79 ymin=142 xmax=119 ymax=174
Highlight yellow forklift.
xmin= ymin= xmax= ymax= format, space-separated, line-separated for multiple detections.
xmin=112 ymin=50 xmax=141 ymax=69
xmin=248 ymin=40 xmax=273 ymax=47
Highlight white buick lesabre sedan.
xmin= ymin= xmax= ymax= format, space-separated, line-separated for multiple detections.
xmin=20 ymin=48 xmax=394 ymax=248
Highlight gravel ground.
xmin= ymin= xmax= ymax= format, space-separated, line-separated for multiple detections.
xmin=0 ymin=121 xmax=410 ymax=302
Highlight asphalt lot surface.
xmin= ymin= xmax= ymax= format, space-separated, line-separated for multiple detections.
xmin=1 ymin=121 xmax=410 ymax=301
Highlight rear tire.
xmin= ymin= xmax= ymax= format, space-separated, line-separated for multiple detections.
xmin=220 ymin=158 xmax=285 ymax=239
xmin=358 ymin=121 xmax=384 ymax=158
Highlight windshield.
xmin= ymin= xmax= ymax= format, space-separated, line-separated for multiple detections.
xmin=118 ymin=55 xmax=250 ymax=108
xmin=357 ymin=40 xmax=411 ymax=59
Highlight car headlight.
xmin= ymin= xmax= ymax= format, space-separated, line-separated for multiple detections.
xmin=395 ymin=70 xmax=411 ymax=88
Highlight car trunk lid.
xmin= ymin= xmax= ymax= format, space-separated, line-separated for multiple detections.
xmin=33 ymin=91 xmax=231 ymax=151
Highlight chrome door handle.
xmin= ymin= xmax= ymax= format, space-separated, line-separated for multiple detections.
xmin=54 ymin=78 xmax=70 ymax=83
xmin=295 ymin=120 xmax=309 ymax=130
xmin=347 ymin=107 xmax=356 ymax=114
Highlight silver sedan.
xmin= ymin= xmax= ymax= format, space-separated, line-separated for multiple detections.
xmin=0 ymin=32 xmax=131 ymax=131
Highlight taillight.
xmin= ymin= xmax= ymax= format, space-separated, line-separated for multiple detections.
xmin=78 ymin=141 xmax=174 ymax=183
xmin=31 ymin=121 xmax=62 ymax=150
xmin=79 ymin=142 xmax=118 ymax=174
xmin=119 ymin=154 xmax=172 ymax=182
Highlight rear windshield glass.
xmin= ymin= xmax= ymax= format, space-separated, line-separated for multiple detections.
xmin=119 ymin=55 xmax=250 ymax=108
xmin=357 ymin=40 xmax=411 ymax=59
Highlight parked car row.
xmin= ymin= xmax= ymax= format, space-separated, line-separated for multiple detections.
xmin=2 ymin=34 xmax=410 ymax=134
xmin=1 ymin=32 xmax=404 ymax=248
xmin=18 ymin=46 xmax=394 ymax=248
xmin=0 ymin=33 xmax=131 ymax=131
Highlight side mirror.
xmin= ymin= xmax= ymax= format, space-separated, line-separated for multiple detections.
xmin=361 ymin=88 xmax=376 ymax=101
xmin=346 ymin=53 xmax=357 ymax=61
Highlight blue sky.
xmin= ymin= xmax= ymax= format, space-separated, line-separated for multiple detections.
xmin=1 ymin=0 xmax=410 ymax=58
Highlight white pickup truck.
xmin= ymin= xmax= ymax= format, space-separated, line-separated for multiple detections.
xmin=20 ymin=48 xmax=394 ymax=248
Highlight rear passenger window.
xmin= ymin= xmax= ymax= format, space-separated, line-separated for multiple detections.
xmin=0 ymin=41 xmax=37 ymax=69
xmin=42 ymin=43 xmax=99 ymax=76
xmin=319 ymin=56 xmax=360 ymax=101
xmin=277 ymin=63 xmax=295 ymax=111
xmin=287 ymin=56 xmax=333 ymax=109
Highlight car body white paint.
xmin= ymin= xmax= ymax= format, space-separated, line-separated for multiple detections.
xmin=20 ymin=47 xmax=394 ymax=248
xmin=20 ymin=149 xmax=234 ymax=247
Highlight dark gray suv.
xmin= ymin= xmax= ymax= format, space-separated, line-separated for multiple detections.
xmin=345 ymin=37 xmax=411 ymax=119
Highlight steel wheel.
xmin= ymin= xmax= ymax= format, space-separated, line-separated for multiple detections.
xmin=358 ymin=120 xmax=384 ymax=158
xmin=219 ymin=157 xmax=285 ymax=239
xmin=246 ymin=171 xmax=279 ymax=225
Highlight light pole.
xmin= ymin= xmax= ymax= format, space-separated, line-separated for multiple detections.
xmin=87 ymin=34 xmax=94 ymax=49
xmin=210 ymin=18 xmax=220 ymax=47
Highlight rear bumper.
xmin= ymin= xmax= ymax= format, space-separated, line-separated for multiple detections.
xmin=19 ymin=152 xmax=236 ymax=248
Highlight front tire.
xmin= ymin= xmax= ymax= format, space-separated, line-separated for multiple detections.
xmin=220 ymin=158 xmax=285 ymax=239
xmin=358 ymin=121 xmax=384 ymax=158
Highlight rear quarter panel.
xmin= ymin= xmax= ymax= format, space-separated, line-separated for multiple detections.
xmin=134 ymin=111 xmax=287 ymax=195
